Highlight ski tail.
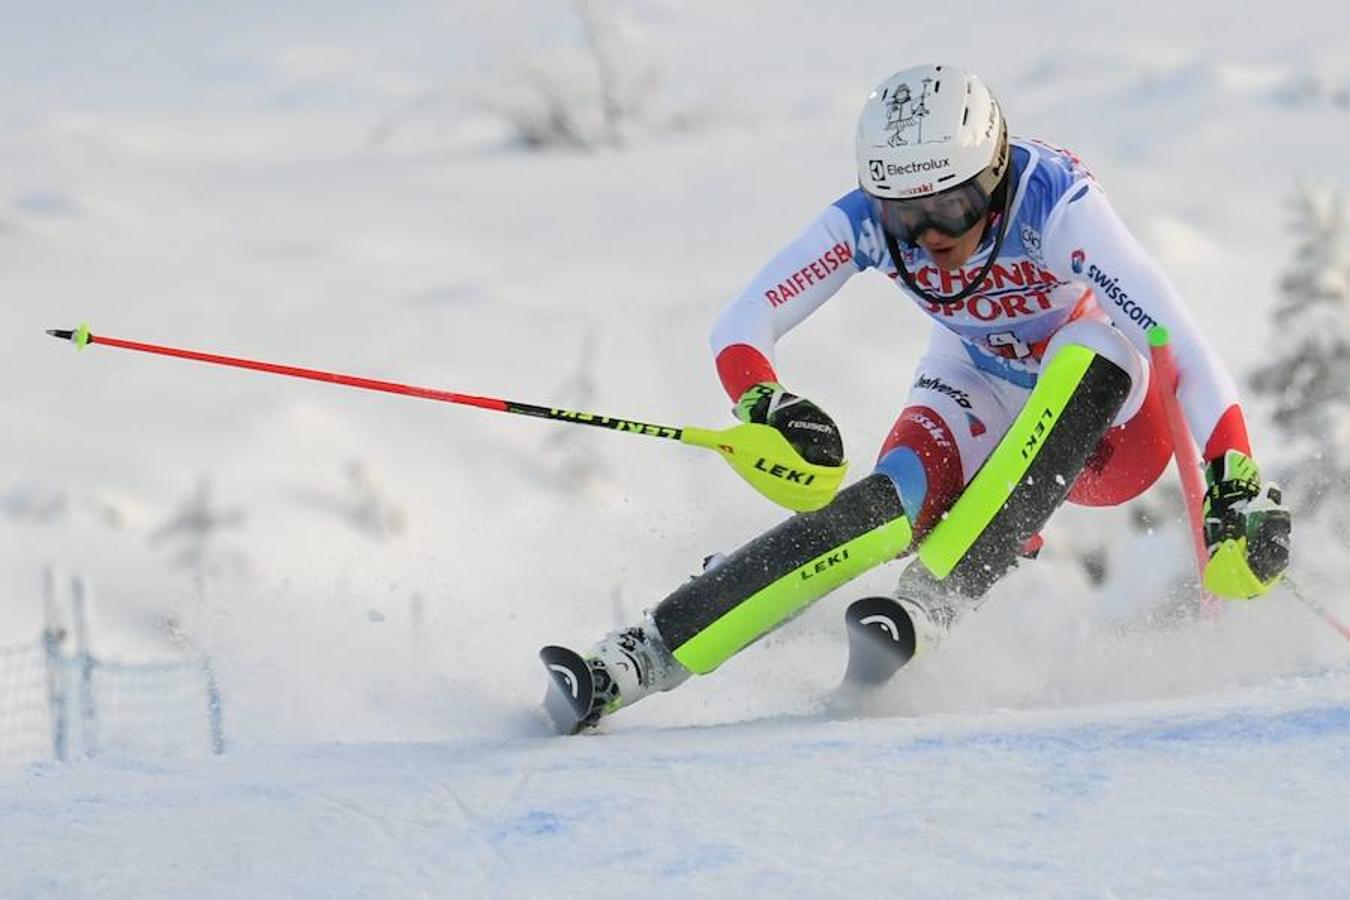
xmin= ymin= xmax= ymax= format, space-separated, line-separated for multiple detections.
xmin=539 ymin=645 xmax=597 ymax=735
xmin=841 ymin=595 xmax=917 ymax=688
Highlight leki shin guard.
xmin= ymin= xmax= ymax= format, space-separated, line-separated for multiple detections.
xmin=919 ymin=343 xmax=1132 ymax=597
xmin=653 ymin=473 xmax=914 ymax=675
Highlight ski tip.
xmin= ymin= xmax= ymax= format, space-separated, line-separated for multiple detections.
xmin=46 ymin=323 xmax=92 ymax=349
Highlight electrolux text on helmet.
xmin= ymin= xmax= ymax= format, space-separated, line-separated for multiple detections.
xmin=874 ymin=158 xmax=951 ymax=177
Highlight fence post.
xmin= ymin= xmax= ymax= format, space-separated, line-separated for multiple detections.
xmin=42 ymin=567 xmax=68 ymax=763
xmin=70 ymin=576 xmax=99 ymax=757
xmin=202 ymin=657 xmax=226 ymax=755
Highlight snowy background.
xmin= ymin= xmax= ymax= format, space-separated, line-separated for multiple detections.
xmin=3 ymin=1 xmax=1349 ymax=896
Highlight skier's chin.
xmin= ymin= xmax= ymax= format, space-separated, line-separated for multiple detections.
xmin=920 ymin=219 xmax=985 ymax=270
xmin=929 ymin=247 xmax=972 ymax=270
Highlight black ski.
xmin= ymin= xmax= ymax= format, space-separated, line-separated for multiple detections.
xmin=539 ymin=645 xmax=598 ymax=735
xmin=841 ymin=596 xmax=917 ymax=688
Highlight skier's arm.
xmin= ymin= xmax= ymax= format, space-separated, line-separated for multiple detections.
xmin=711 ymin=201 xmax=866 ymax=400
xmin=1043 ymin=182 xmax=1290 ymax=597
xmin=1041 ymin=182 xmax=1251 ymax=462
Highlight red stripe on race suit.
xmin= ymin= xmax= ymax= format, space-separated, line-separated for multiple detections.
xmin=878 ymin=404 xmax=964 ymax=538
xmin=1201 ymin=404 xmax=1252 ymax=463
xmin=715 ymin=343 xmax=779 ymax=401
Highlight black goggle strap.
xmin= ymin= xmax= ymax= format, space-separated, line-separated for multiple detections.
xmin=885 ymin=167 xmax=1015 ymax=307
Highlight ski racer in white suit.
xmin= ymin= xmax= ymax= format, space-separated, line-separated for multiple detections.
xmin=550 ymin=64 xmax=1291 ymax=731
xmin=713 ymin=64 xmax=1289 ymax=591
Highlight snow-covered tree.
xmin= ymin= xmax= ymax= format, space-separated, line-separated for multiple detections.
xmin=290 ymin=460 xmax=407 ymax=541
xmin=1249 ymin=182 xmax=1350 ymax=525
xmin=365 ymin=0 xmax=660 ymax=155
xmin=149 ymin=475 xmax=250 ymax=579
xmin=495 ymin=0 xmax=658 ymax=151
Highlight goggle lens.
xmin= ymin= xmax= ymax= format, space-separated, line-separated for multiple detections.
xmin=873 ymin=180 xmax=992 ymax=244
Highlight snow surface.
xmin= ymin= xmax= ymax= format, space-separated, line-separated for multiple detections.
xmin=2 ymin=0 xmax=1349 ymax=896
xmin=6 ymin=672 xmax=1349 ymax=899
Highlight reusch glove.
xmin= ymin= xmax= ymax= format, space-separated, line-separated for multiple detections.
xmin=734 ymin=382 xmax=844 ymax=468
xmin=1202 ymin=450 xmax=1291 ymax=599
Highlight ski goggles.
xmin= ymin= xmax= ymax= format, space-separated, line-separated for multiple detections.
xmin=872 ymin=179 xmax=994 ymax=244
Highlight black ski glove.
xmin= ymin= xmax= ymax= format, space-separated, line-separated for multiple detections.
xmin=734 ymin=381 xmax=844 ymax=468
xmin=1202 ymin=450 xmax=1291 ymax=599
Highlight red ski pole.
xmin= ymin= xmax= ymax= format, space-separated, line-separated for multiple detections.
xmin=1147 ymin=326 xmax=1221 ymax=612
xmin=45 ymin=324 xmax=848 ymax=512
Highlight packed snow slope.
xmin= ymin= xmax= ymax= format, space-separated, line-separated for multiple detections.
xmin=2 ymin=0 xmax=1350 ymax=896
xmin=5 ymin=672 xmax=1349 ymax=899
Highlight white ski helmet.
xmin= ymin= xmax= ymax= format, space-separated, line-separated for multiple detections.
xmin=857 ymin=64 xmax=1008 ymax=200
xmin=856 ymin=65 xmax=1015 ymax=302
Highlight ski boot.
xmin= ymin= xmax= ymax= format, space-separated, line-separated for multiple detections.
xmin=840 ymin=559 xmax=964 ymax=689
xmin=540 ymin=616 xmax=690 ymax=735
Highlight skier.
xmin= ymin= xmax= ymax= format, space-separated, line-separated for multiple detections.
xmin=541 ymin=64 xmax=1292 ymax=733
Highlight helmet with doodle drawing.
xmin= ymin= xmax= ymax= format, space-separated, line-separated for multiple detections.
xmin=856 ymin=64 xmax=1011 ymax=246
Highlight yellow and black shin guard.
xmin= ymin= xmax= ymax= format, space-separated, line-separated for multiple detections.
xmin=653 ymin=473 xmax=914 ymax=675
xmin=919 ymin=344 xmax=1133 ymax=597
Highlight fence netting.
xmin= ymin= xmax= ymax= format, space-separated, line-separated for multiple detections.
xmin=0 ymin=641 xmax=51 ymax=760
xmin=83 ymin=658 xmax=221 ymax=757
xmin=0 ymin=639 xmax=223 ymax=762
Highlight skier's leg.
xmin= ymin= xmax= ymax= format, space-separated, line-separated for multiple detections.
xmin=1054 ymin=320 xmax=1173 ymax=507
xmin=839 ymin=332 xmax=1031 ymax=675
xmin=872 ymin=352 xmax=1020 ymax=543
xmin=653 ymin=471 xmax=916 ymax=675
xmin=542 ymin=471 xmax=917 ymax=731
xmin=547 ymin=338 xmax=1134 ymax=730
xmin=918 ymin=334 xmax=1136 ymax=599
xmin=838 ymin=336 xmax=1137 ymax=692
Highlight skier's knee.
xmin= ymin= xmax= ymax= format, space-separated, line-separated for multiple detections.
xmin=1043 ymin=320 xmax=1148 ymax=426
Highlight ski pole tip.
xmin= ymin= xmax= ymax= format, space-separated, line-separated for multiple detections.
xmin=47 ymin=324 xmax=92 ymax=349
